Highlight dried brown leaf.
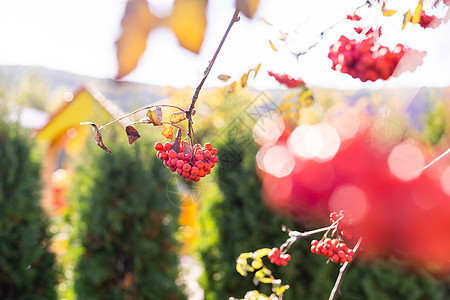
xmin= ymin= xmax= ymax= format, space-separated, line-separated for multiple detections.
xmin=183 ymin=143 xmax=193 ymax=156
xmin=81 ymin=122 xmax=112 ymax=153
xmin=126 ymin=125 xmax=141 ymax=145
xmin=146 ymin=107 xmax=163 ymax=126
xmin=162 ymin=125 xmax=174 ymax=139
xmin=170 ymin=112 xmax=186 ymax=124
xmin=116 ymin=0 xmax=155 ymax=79
xmin=170 ymin=0 xmax=207 ymax=54
xmin=236 ymin=0 xmax=260 ymax=19
xmin=218 ymin=74 xmax=231 ymax=82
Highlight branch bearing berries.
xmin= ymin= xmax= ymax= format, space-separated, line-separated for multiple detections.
xmin=155 ymin=141 xmax=218 ymax=182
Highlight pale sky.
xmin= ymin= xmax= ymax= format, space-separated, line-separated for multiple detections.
xmin=0 ymin=0 xmax=449 ymax=90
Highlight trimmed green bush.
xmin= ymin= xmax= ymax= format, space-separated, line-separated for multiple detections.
xmin=70 ymin=139 xmax=186 ymax=300
xmin=0 ymin=122 xmax=58 ymax=300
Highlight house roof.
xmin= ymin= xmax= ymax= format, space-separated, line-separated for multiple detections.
xmin=36 ymin=84 xmax=129 ymax=144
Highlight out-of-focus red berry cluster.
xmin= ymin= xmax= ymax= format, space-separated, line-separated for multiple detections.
xmin=328 ymin=34 xmax=425 ymax=82
xmin=267 ymin=71 xmax=305 ymax=88
xmin=311 ymin=238 xmax=354 ymax=264
xmin=419 ymin=11 xmax=443 ymax=29
xmin=155 ymin=141 xmax=218 ymax=182
xmin=268 ymin=247 xmax=291 ymax=266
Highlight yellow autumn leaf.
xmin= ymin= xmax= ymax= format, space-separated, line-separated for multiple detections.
xmin=240 ymin=70 xmax=251 ymax=88
xmin=228 ymin=81 xmax=238 ymax=93
xmin=170 ymin=0 xmax=207 ymax=54
xmin=412 ymin=0 xmax=424 ymax=24
xmin=235 ymin=0 xmax=260 ymax=19
xmin=162 ymin=125 xmax=174 ymax=139
xmin=218 ymin=74 xmax=231 ymax=82
xmin=170 ymin=112 xmax=186 ymax=124
xmin=116 ymin=0 xmax=155 ymax=79
xmin=381 ymin=2 xmax=398 ymax=17
xmin=268 ymin=40 xmax=277 ymax=52
xmin=403 ymin=10 xmax=412 ymax=29
xmin=253 ymin=63 xmax=261 ymax=79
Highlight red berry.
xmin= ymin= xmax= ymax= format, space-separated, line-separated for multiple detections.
xmin=155 ymin=142 xmax=164 ymax=151
xmin=183 ymin=164 xmax=191 ymax=172
xmin=164 ymin=142 xmax=172 ymax=150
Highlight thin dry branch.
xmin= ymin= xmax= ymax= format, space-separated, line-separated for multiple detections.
xmin=328 ymin=237 xmax=363 ymax=300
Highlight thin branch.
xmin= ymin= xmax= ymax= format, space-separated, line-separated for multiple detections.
xmin=292 ymin=0 xmax=371 ymax=58
xmin=186 ymin=8 xmax=240 ymax=118
xmin=422 ymin=147 xmax=450 ymax=170
xmin=328 ymin=237 xmax=363 ymax=300
xmin=98 ymin=106 xmax=150 ymax=131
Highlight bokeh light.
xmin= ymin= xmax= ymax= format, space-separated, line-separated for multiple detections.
xmin=256 ymin=145 xmax=295 ymax=178
xmin=388 ymin=142 xmax=425 ymax=181
xmin=328 ymin=184 xmax=369 ymax=224
xmin=325 ymin=104 xmax=360 ymax=140
xmin=252 ymin=114 xmax=285 ymax=146
xmin=288 ymin=123 xmax=341 ymax=161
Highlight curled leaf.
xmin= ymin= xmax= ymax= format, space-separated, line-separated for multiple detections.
xmin=253 ymin=63 xmax=262 ymax=79
xmin=170 ymin=112 xmax=186 ymax=124
xmin=81 ymin=122 xmax=112 ymax=154
xmin=236 ymin=0 xmax=260 ymax=19
xmin=116 ymin=0 xmax=155 ymax=79
xmin=170 ymin=0 xmax=207 ymax=53
xmin=240 ymin=71 xmax=250 ymax=88
xmin=146 ymin=106 xmax=163 ymax=126
xmin=218 ymin=74 xmax=231 ymax=82
xmin=162 ymin=125 xmax=174 ymax=139
xmin=126 ymin=125 xmax=140 ymax=145
xmin=171 ymin=129 xmax=182 ymax=153
xmin=403 ymin=10 xmax=412 ymax=29
xmin=382 ymin=2 xmax=398 ymax=17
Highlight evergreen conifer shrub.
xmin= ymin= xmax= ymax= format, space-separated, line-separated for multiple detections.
xmin=0 ymin=123 xmax=58 ymax=299
xmin=71 ymin=139 xmax=186 ymax=300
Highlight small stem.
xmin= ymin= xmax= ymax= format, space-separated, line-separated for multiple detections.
xmin=157 ymin=104 xmax=186 ymax=112
xmin=99 ymin=106 xmax=150 ymax=131
xmin=328 ymin=237 xmax=363 ymax=300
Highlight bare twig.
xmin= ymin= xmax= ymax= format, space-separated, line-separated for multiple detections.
xmin=186 ymin=8 xmax=240 ymax=120
xmin=328 ymin=237 xmax=363 ymax=300
xmin=422 ymin=147 xmax=450 ymax=170
xmin=292 ymin=1 xmax=371 ymax=58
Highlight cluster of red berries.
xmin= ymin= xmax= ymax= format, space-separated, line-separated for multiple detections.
xmin=310 ymin=238 xmax=354 ymax=264
xmin=419 ymin=11 xmax=443 ymax=29
xmin=328 ymin=34 xmax=424 ymax=82
xmin=330 ymin=210 xmax=353 ymax=240
xmin=155 ymin=141 xmax=218 ymax=182
xmin=268 ymin=247 xmax=291 ymax=266
xmin=267 ymin=71 xmax=305 ymax=88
